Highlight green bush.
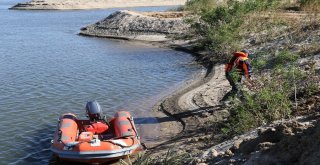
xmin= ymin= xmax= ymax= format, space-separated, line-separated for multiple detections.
xmin=224 ymin=51 xmax=305 ymax=135
xmin=227 ymin=100 xmax=263 ymax=134
xmin=184 ymin=0 xmax=218 ymax=13
xmin=194 ymin=1 xmax=245 ymax=60
xmin=252 ymin=50 xmax=300 ymax=70
xmin=274 ymin=50 xmax=300 ymax=66
xmin=185 ymin=0 xmax=285 ymax=61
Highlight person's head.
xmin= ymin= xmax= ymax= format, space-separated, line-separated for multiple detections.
xmin=85 ymin=100 xmax=102 ymax=121
xmin=241 ymin=49 xmax=249 ymax=57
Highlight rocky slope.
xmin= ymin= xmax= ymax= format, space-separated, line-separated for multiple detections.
xmin=202 ymin=111 xmax=320 ymax=165
xmin=10 ymin=0 xmax=187 ymax=10
xmin=79 ymin=10 xmax=190 ymax=42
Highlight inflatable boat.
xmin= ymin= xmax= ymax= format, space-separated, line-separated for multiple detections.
xmin=50 ymin=110 xmax=143 ymax=164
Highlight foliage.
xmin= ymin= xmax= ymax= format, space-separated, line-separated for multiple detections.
xmin=191 ymin=1 xmax=245 ymax=61
xmin=223 ymin=51 xmax=305 ymax=134
xmin=131 ymin=152 xmax=152 ymax=165
xmin=133 ymin=149 xmax=194 ymax=165
xmin=184 ymin=0 xmax=218 ymax=13
xmin=184 ymin=0 xmax=285 ymax=62
xmin=252 ymin=50 xmax=300 ymax=70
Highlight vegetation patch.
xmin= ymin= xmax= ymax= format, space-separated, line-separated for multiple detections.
xmin=182 ymin=0 xmax=320 ymax=135
xmin=132 ymin=149 xmax=194 ymax=165
xmin=134 ymin=0 xmax=320 ymax=164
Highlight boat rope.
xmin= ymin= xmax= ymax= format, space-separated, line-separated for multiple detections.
xmin=102 ymin=137 xmax=135 ymax=148
xmin=127 ymin=117 xmax=140 ymax=141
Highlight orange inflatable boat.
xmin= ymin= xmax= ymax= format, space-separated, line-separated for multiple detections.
xmin=50 ymin=111 xmax=143 ymax=164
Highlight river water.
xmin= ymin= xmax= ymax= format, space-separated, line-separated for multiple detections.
xmin=0 ymin=0 xmax=202 ymax=164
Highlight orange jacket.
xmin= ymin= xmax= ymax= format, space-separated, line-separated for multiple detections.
xmin=85 ymin=121 xmax=109 ymax=134
xmin=225 ymin=52 xmax=252 ymax=79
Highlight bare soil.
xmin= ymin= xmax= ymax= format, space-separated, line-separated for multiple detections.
xmin=141 ymin=11 xmax=190 ymax=18
xmin=146 ymin=64 xmax=232 ymax=159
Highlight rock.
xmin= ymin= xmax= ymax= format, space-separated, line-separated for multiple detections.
xmin=258 ymin=142 xmax=275 ymax=151
xmin=199 ymin=136 xmax=207 ymax=141
xmin=201 ymin=112 xmax=211 ymax=118
xmin=239 ymin=139 xmax=261 ymax=155
xmin=209 ymin=148 xmax=219 ymax=158
xmin=196 ymin=163 xmax=207 ymax=165
xmin=178 ymin=145 xmax=185 ymax=149
xmin=305 ymin=65 xmax=311 ymax=70
xmin=229 ymin=158 xmax=236 ymax=163
xmin=225 ymin=149 xmax=234 ymax=157
xmin=192 ymin=137 xmax=199 ymax=142
xmin=259 ymin=127 xmax=282 ymax=142
xmin=230 ymin=140 xmax=243 ymax=153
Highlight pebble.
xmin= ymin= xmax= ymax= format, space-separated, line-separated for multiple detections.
xmin=229 ymin=158 xmax=236 ymax=163
xmin=225 ymin=149 xmax=234 ymax=157
xmin=258 ymin=142 xmax=275 ymax=151
xmin=197 ymin=163 xmax=207 ymax=165
xmin=231 ymin=140 xmax=243 ymax=152
xmin=210 ymin=148 xmax=219 ymax=157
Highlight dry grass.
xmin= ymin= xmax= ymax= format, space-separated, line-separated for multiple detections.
xmin=301 ymin=1 xmax=320 ymax=12
xmin=241 ymin=10 xmax=320 ymax=47
xmin=141 ymin=11 xmax=191 ymax=18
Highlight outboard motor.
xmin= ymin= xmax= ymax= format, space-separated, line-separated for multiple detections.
xmin=85 ymin=101 xmax=103 ymax=121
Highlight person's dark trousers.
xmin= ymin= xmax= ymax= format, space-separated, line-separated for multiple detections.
xmin=225 ymin=72 xmax=242 ymax=92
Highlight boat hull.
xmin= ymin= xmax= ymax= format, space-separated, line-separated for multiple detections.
xmin=50 ymin=111 xmax=143 ymax=164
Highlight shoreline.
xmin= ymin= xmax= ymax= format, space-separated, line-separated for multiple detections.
xmin=77 ymin=9 xmax=232 ymax=157
xmin=148 ymin=64 xmax=231 ymax=157
xmin=10 ymin=0 xmax=187 ymax=10
xmin=76 ymin=9 xmax=320 ymax=163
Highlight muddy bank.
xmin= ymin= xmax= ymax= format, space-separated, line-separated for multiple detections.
xmin=10 ymin=0 xmax=187 ymax=10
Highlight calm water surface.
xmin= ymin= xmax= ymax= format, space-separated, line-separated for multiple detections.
xmin=0 ymin=1 xmax=202 ymax=164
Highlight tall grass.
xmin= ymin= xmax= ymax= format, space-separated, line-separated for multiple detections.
xmin=133 ymin=149 xmax=194 ymax=165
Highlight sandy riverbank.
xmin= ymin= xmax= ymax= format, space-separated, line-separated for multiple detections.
xmin=78 ymin=9 xmax=235 ymax=156
xmin=10 ymin=0 xmax=187 ymax=10
xmin=148 ymin=64 xmax=232 ymax=157
xmin=77 ymin=9 xmax=320 ymax=164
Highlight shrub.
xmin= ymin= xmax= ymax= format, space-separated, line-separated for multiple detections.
xmin=184 ymin=0 xmax=217 ymax=13
xmin=252 ymin=50 xmax=300 ymax=70
xmin=224 ymin=51 xmax=305 ymax=135
xmin=184 ymin=0 xmax=286 ymax=62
